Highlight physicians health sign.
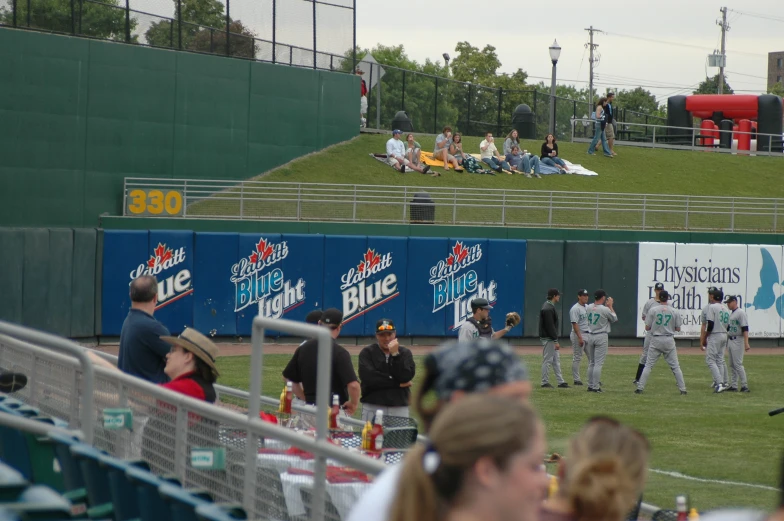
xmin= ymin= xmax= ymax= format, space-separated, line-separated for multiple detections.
xmin=637 ymin=242 xmax=784 ymax=338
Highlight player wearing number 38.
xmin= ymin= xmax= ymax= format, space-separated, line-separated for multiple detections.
xmin=634 ymin=291 xmax=687 ymax=395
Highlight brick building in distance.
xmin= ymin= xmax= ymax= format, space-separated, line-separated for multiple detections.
xmin=769 ymin=51 xmax=784 ymax=90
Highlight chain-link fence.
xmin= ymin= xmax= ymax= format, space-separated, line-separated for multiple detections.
xmin=0 ymin=0 xmax=356 ymax=70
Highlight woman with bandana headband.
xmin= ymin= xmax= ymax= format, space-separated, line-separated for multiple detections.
xmin=348 ymin=339 xmax=532 ymax=521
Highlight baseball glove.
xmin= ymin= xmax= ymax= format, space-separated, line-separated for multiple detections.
xmin=505 ymin=311 xmax=521 ymax=328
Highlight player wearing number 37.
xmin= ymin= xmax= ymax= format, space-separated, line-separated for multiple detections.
xmin=635 ymin=291 xmax=687 ymax=395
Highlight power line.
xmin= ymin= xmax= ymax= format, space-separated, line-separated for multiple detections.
xmin=601 ymin=30 xmax=766 ymax=58
xmin=726 ymin=70 xmax=767 ymax=79
xmin=728 ymin=8 xmax=784 ymax=25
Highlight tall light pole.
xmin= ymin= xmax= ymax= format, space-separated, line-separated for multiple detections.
xmin=549 ymin=39 xmax=562 ymax=136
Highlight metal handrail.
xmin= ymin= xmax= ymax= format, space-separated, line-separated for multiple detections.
xmin=0 ymin=411 xmax=84 ymax=440
xmin=0 ymin=322 xmax=95 ymax=444
xmin=122 ymin=177 xmax=784 ymax=232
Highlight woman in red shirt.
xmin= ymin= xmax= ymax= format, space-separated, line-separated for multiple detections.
xmin=159 ymin=328 xmax=219 ymax=402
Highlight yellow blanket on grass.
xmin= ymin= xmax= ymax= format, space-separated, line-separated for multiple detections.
xmin=420 ymin=152 xmax=464 ymax=171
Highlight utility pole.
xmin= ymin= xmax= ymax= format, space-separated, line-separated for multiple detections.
xmin=585 ymin=26 xmax=601 ymax=108
xmin=717 ymin=7 xmax=729 ymax=94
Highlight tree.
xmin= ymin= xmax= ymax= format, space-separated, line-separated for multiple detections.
xmin=0 ymin=0 xmax=137 ymax=41
xmin=768 ymin=82 xmax=784 ymax=98
xmin=450 ymin=42 xmax=502 ymax=84
xmin=144 ymin=0 xmax=255 ymax=57
xmin=694 ymin=74 xmax=734 ymax=95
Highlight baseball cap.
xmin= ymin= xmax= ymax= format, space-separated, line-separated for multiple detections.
xmin=724 ymin=295 xmax=737 ymax=304
xmin=426 ymin=339 xmax=529 ymax=400
xmin=320 ymin=308 xmax=343 ymax=327
xmin=577 ymin=289 xmax=589 ymax=296
xmin=658 ymin=290 xmax=670 ymax=302
xmin=305 ymin=310 xmax=323 ymax=324
xmin=708 ymin=286 xmax=724 ymax=299
xmin=548 ymin=288 xmax=560 ymax=299
xmin=375 ymin=318 xmax=396 ymax=332
xmin=594 ymin=289 xmax=607 ymax=300
xmin=392 ymin=129 xmax=402 ymax=135
xmin=654 ymin=282 xmax=664 ymax=290
xmin=471 ymin=298 xmax=493 ymax=310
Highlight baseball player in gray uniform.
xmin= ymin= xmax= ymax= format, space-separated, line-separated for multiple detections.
xmin=584 ymin=289 xmax=618 ymax=393
xmin=569 ymin=289 xmax=590 ymax=385
xmin=634 ymin=291 xmax=687 ymax=395
xmin=635 ymin=282 xmax=664 ymax=384
xmin=724 ymin=295 xmax=750 ymax=392
xmin=700 ymin=287 xmax=730 ymax=393
xmin=540 ymin=288 xmax=568 ymax=389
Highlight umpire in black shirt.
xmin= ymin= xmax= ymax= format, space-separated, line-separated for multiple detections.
xmin=358 ymin=319 xmax=415 ymax=421
xmin=282 ymin=308 xmax=360 ymax=415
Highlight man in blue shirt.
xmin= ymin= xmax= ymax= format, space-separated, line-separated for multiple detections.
xmin=118 ymin=275 xmax=171 ymax=383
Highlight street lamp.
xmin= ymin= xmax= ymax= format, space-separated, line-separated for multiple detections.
xmin=548 ymin=39 xmax=561 ymax=136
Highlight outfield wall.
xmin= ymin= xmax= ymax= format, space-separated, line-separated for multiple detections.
xmin=3 ymin=226 xmax=784 ymax=343
xmin=0 ymin=29 xmax=358 ymax=228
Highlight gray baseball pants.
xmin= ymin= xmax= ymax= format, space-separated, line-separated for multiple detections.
xmin=570 ymin=330 xmax=589 ymax=382
xmin=706 ymin=334 xmax=728 ymax=386
xmin=540 ymin=338 xmax=565 ymax=386
xmin=727 ymin=338 xmax=748 ymax=388
xmin=586 ymin=332 xmax=608 ymax=389
xmin=637 ymin=336 xmax=686 ymax=392
xmin=639 ymin=332 xmax=652 ymax=364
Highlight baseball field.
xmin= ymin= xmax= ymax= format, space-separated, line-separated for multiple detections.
xmin=210 ymin=347 xmax=783 ymax=512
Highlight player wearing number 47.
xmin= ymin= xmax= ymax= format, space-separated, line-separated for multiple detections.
xmin=584 ymin=290 xmax=618 ymax=393
xmin=700 ymin=287 xmax=730 ymax=393
xmin=635 ymin=291 xmax=687 ymax=395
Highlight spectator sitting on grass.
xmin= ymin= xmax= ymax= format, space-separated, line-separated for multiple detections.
xmin=480 ymin=132 xmax=512 ymax=173
xmin=503 ymin=129 xmax=523 ymax=156
xmin=407 ymin=133 xmax=440 ymax=177
xmin=434 ymin=126 xmax=460 ymax=171
xmin=448 ymin=133 xmax=468 ymax=167
xmin=541 ymin=134 xmax=568 ymax=173
xmin=386 ymin=130 xmax=431 ymax=175
xmin=450 ymin=133 xmax=493 ymax=175
xmin=506 ymin=145 xmax=542 ymax=178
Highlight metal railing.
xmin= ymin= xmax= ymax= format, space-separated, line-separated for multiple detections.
xmin=572 ymin=119 xmax=784 ymax=155
xmin=359 ymin=59 xmax=666 ymax=138
xmin=124 ymin=177 xmax=784 ymax=233
xmin=0 ymin=318 xmax=386 ymax=521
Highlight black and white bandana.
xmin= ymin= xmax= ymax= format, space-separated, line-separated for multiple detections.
xmin=427 ymin=339 xmax=529 ymax=400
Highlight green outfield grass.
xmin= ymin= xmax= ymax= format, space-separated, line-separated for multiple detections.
xmin=216 ymin=352 xmax=783 ymax=512
xmin=258 ymin=134 xmax=784 ymax=198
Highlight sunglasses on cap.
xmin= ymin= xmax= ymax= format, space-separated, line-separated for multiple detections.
xmin=377 ymin=324 xmax=394 ymax=331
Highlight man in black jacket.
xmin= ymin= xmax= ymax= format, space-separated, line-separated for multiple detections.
xmin=358 ymin=318 xmax=416 ymax=421
xmin=539 ymin=288 xmax=568 ymax=389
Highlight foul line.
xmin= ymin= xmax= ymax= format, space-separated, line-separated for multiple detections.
xmin=649 ymin=468 xmax=777 ymax=491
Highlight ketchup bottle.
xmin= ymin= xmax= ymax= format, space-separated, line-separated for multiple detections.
xmin=284 ymin=381 xmax=293 ymax=415
xmin=369 ymin=410 xmax=385 ymax=454
xmin=328 ymin=394 xmax=340 ymax=430
xmin=676 ymin=496 xmax=687 ymax=521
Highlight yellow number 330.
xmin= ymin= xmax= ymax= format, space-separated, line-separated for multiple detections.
xmin=127 ymin=189 xmax=183 ymax=216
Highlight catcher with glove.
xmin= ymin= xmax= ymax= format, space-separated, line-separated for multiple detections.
xmin=458 ymin=298 xmax=521 ymax=341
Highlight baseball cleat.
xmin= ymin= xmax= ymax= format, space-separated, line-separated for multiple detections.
xmin=726 ymin=387 xmax=738 ymax=392
xmin=632 ymin=380 xmax=639 ymax=385
xmin=680 ymin=391 xmax=688 ymax=395
xmin=634 ymin=389 xmax=643 ymax=394
xmin=573 ymin=381 xmax=583 ymax=386
xmin=557 ymin=383 xmax=570 ymax=388
xmin=541 ymin=383 xmax=554 ymax=388
xmin=740 ymin=387 xmax=750 ymax=393
xmin=714 ymin=384 xmax=726 ymax=393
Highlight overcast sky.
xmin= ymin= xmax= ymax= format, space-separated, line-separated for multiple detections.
xmin=126 ymin=0 xmax=782 ymax=104
xmin=356 ymin=0 xmax=783 ymax=103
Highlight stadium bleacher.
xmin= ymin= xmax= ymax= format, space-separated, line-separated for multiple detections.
xmin=0 ymin=396 xmax=249 ymax=521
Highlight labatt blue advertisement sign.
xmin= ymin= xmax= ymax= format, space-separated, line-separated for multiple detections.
xmin=101 ymin=231 xmax=525 ymax=337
